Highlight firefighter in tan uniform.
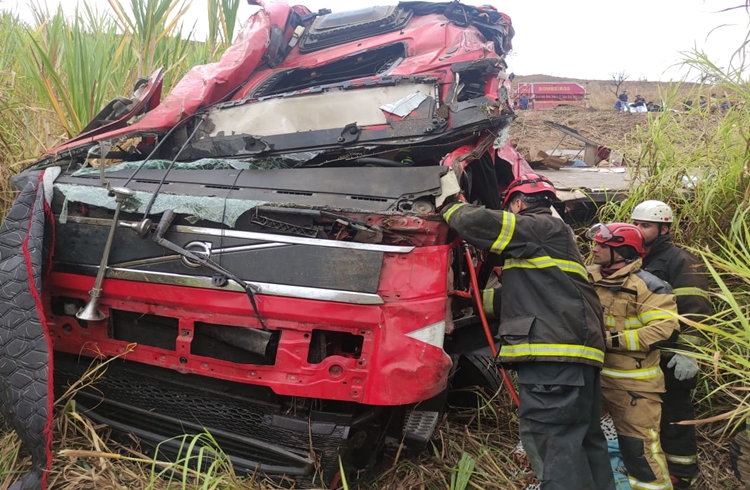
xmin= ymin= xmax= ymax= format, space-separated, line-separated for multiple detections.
xmin=587 ymin=222 xmax=680 ymax=490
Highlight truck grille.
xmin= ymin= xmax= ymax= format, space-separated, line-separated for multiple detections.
xmin=54 ymin=353 xmax=348 ymax=485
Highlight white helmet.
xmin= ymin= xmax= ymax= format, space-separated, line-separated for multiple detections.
xmin=632 ymin=200 xmax=673 ymax=223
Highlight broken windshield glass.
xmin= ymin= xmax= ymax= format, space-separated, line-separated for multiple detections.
xmin=72 ymin=155 xmax=322 ymax=177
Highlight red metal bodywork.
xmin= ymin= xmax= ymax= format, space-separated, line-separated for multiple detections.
xmin=9 ymin=2 xmax=527 ymax=483
xmin=517 ymin=82 xmax=587 ymax=109
xmin=32 ymin=0 xmax=521 ymax=428
xmin=46 ymin=245 xmax=452 ymax=406
xmin=43 ymin=4 xmax=506 ymax=158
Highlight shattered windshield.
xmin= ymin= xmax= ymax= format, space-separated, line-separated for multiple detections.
xmin=72 ymin=155 xmax=321 ymax=176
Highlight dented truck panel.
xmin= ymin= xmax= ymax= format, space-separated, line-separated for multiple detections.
xmin=6 ymin=2 xmax=521 ymax=486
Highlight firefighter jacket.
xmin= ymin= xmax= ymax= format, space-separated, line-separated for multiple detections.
xmin=642 ymin=234 xmax=712 ymax=348
xmin=443 ymin=203 xmax=606 ymax=368
xmin=588 ymin=259 xmax=680 ymax=392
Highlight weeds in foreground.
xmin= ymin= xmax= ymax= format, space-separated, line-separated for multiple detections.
xmin=688 ymin=213 xmax=750 ymax=430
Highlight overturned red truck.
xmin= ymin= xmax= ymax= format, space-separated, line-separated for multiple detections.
xmin=0 ymin=1 xmax=530 ymax=488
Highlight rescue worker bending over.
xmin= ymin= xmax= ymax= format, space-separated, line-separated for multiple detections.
xmin=442 ymin=173 xmax=614 ymax=490
xmin=632 ymin=200 xmax=712 ymax=489
xmin=587 ymin=222 xmax=680 ymax=490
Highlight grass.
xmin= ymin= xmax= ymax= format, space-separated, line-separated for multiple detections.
xmin=0 ymin=386 xmax=526 ymax=490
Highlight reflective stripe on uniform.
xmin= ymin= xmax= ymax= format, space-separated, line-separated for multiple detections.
xmin=490 ymin=212 xmax=516 ymax=254
xmin=500 ymin=343 xmax=605 ymax=363
xmin=673 ymin=286 xmax=709 ymax=299
xmin=605 ymin=316 xmax=645 ymax=329
xmin=627 ymin=429 xmax=672 ymax=490
xmin=442 ymin=202 xmax=465 ymax=223
xmin=651 ymin=429 xmax=671 ymax=487
xmin=623 ymin=330 xmax=640 ymax=351
xmin=605 ymin=310 xmax=672 ymax=331
xmin=601 ymin=365 xmax=662 ymax=379
xmin=665 ymin=453 xmax=698 ymax=465
xmin=638 ymin=309 xmax=674 ymax=324
xmin=628 ymin=479 xmax=673 ymax=490
xmin=679 ymin=334 xmax=707 ymax=346
xmin=482 ymin=289 xmax=495 ymax=317
xmin=504 ymin=256 xmax=588 ymax=281
xmin=553 ymin=258 xmax=589 ymax=279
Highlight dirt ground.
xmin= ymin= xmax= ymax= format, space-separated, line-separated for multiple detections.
xmin=508 ymin=105 xmax=649 ymax=161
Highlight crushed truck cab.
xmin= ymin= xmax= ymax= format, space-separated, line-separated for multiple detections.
xmin=3 ymin=1 xmax=525 ymax=487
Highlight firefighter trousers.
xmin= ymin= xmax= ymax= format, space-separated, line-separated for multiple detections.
xmin=517 ymin=363 xmax=615 ymax=490
xmin=660 ymin=355 xmax=699 ymax=479
xmin=603 ymin=388 xmax=672 ymax=490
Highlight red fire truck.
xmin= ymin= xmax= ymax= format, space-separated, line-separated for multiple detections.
xmin=517 ymin=82 xmax=587 ymax=109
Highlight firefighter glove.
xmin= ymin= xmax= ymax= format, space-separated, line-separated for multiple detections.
xmin=437 ymin=192 xmax=465 ymax=213
xmin=667 ymin=353 xmax=699 ymax=381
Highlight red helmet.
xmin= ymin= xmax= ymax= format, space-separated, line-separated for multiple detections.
xmin=502 ymin=173 xmax=557 ymax=208
xmin=586 ymin=222 xmax=645 ymax=256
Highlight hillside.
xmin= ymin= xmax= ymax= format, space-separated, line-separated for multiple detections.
xmin=504 ymin=75 xmax=715 ymax=164
xmin=512 ymin=75 xmax=698 ymax=111
xmin=508 ymin=105 xmax=649 ymax=163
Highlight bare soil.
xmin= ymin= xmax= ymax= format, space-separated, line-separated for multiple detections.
xmin=508 ymin=105 xmax=649 ymax=160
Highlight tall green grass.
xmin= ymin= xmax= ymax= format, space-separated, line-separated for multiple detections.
xmin=690 ymin=213 xmax=750 ymax=429
xmin=22 ymin=3 xmax=131 ymax=137
xmin=597 ymin=35 xmax=750 ymax=433
xmin=108 ymin=0 xmax=192 ymax=77
xmin=207 ymin=0 xmax=242 ymax=62
xmin=0 ymin=0 xmax=240 ymax=215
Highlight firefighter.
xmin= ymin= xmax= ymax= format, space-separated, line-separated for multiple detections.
xmin=587 ymin=222 xmax=680 ymax=490
xmin=442 ymin=173 xmax=614 ymax=490
xmin=631 ymin=200 xmax=713 ymax=489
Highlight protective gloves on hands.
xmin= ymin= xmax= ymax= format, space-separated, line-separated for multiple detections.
xmin=667 ymin=353 xmax=699 ymax=381
xmin=437 ymin=192 xmax=466 ymax=214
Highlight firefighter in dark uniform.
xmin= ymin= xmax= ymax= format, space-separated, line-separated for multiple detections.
xmin=631 ymin=200 xmax=713 ymax=489
xmin=442 ymin=173 xmax=614 ymax=490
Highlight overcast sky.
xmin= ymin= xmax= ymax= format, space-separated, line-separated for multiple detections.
xmin=5 ymin=0 xmax=749 ymax=81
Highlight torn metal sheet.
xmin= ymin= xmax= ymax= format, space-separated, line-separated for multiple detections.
xmin=543 ymin=120 xmax=610 ymax=167
xmin=380 ymin=91 xmax=429 ymax=117
xmin=435 ymin=170 xmax=461 ymax=208
xmin=56 ymin=184 xmax=265 ymax=227
xmin=538 ymin=167 xmax=629 ymax=191
xmin=537 ymin=167 xmax=630 ymax=205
